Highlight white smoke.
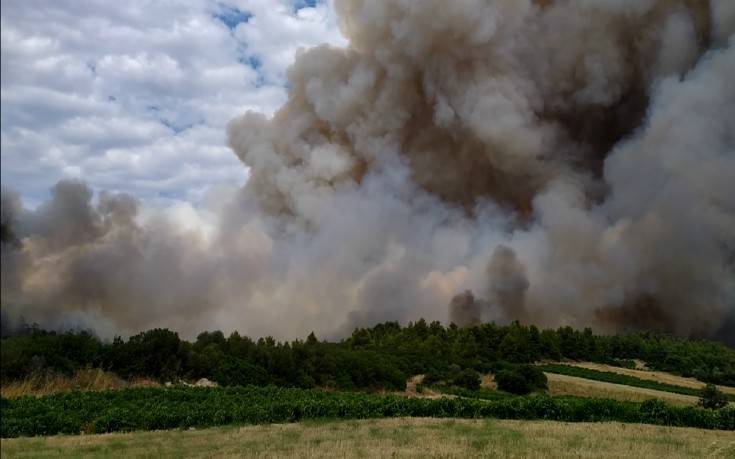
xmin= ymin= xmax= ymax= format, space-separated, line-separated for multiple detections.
xmin=2 ymin=0 xmax=734 ymax=340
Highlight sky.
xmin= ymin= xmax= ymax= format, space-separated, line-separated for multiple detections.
xmin=0 ymin=0 xmax=347 ymax=207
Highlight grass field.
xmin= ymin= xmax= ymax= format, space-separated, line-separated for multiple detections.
xmin=2 ymin=417 xmax=733 ymax=458
xmin=568 ymin=362 xmax=735 ymax=396
xmin=545 ymin=373 xmax=699 ymax=406
xmin=0 ymin=369 xmax=160 ymax=399
xmin=475 ymin=370 xmax=703 ymax=407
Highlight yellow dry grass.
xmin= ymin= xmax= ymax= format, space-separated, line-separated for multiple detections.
xmin=2 ymin=417 xmax=733 ymax=458
xmin=567 ymin=362 xmax=735 ymax=395
xmin=545 ymin=372 xmax=699 ymax=406
xmin=402 ymin=375 xmax=444 ymax=398
xmin=480 ymin=373 xmax=498 ymax=389
xmin=0 ymin=369 xmax=159 ymax=398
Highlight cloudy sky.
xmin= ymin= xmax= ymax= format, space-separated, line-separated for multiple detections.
xmin=1 ymin=0 xmax=346 ymax=207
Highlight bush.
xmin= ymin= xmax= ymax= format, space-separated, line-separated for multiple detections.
xmin=699 ymin=384 xmax=728 ymax=410
xmin=453 ymin=369 xmax=481 ymax=391
xmin=422 ymin=370 xmax=444 ymax=386
xmin=211 ymin=358 xmax=269 ymax=387
xmin=518 ymin=365 xmax=548 ymax=390
xmin=496 ymin=369 xmax=531 ymax=395
xmin=494 ymin=364 xmax=547 ymax=395
xmin=612 ymin=359 xmax=637 ymax=369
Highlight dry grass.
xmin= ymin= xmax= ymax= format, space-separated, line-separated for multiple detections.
xmin=480 ymin=373 xmax=498 ymax=389
xmin=402 ymin=375 xmax=444 ymax=398
xmin=545 ymin=372 xmax=699 ymax=406
xmin=0 ymin=369 xmax=159 ymax=398
xmin=2 ymin=417 xmax=733 ymax=458
xmin=567 ymin=362 xmax=735 ymax=395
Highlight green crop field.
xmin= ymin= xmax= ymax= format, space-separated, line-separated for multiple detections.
xmin=2 ymin=385 xmax=734 ymax=438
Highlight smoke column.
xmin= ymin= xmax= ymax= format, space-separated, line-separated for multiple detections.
xmin=2 ymin=0 xmax=734 ymax=341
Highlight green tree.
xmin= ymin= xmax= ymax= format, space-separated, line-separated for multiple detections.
xmin=495 ymin=369 xmax=530 ymax=395
xmin=698 ymin=384 xmax=728 ymax=410
xmin=453 ymin=368 xmax=481 ymax=391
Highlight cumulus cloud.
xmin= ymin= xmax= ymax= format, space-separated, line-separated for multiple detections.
xmin=1 ymin=0 xmax=345 ymax=205
xmin=2 ymin=0 xmax=734 ymax=342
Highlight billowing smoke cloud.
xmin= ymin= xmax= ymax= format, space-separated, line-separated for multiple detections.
xmin=2 ymin=0 xmax=734 ymax=340
xmin=449 ymin=290 xmax=484 ymax=328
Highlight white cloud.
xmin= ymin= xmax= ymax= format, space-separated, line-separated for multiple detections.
xmin=0 ymin=0 xmax=346 ymax=205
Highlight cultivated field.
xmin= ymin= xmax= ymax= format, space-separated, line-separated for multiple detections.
xmin=567 ymin=362 xmax=735 ymax=396
xmin=475 ymin=369 xmax=704 ymax=407
xmin=544 ymin=372 xmax=699 ymax=406
xmin=2 ymin=417 xmax=733 ymax=458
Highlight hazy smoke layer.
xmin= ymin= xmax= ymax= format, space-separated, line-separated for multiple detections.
xmin=2 ymin=0 xmax=734 ymax=340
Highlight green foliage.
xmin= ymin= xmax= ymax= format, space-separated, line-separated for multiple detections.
xmin=496 ymin=370 xmax=531 ymax=395
xmin=432 ymin=386 xmax=511 ymax=401
xmin=539 ymin=364 xmax=735 ymax=402
xmin=211 ymin=358 xmax=269 ymax=387
xmin=494 ymin=363 xmax=548 ymax=395
xmin=698 ymin=384 xmax=729 ymax=410
xmin=2 ymin=321 xmax=734 ymax=391
xmin=517 ymin=365 xmax=548 ymax=391
xmin=611 ymin=359 xmax=637 ymax=369
xmin=2 ymin=387 xmax=732 ymax=438
xmin=453 ymin=369 xmax=481 ymax=391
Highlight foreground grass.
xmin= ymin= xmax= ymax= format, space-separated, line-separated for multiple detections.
xmin=2 ymin=417 xmax=733 ymax=458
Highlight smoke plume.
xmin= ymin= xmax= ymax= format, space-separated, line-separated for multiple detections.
xmin=2 ymin=0 xmax=734 ymax=340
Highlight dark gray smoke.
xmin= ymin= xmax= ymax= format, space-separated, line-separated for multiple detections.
xmin=449 ymin=290 xmax=484 ymax=327
xmin=2 ymin=0 xmax=734 ymax=340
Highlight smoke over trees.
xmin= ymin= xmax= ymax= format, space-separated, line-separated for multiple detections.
xmin=1 ymin=0 xmax=734 ymax=341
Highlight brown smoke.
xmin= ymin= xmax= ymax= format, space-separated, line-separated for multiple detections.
xmin=449 ymin=290 xmax=484 ymax=327
xmin=2 ymin=0 xmax=735 ymax=340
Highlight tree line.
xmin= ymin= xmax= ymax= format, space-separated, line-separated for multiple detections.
xmin=2 ymin=319 xmax=734 ymax=390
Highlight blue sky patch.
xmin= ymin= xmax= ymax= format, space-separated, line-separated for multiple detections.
xmin=214 ymin=4 xmax=252 ymax=30
xmin=294 ymin=0 xmax=318 ymax=12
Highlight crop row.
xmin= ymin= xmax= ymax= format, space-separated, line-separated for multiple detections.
xmin=2 ymin=386 xmax=733 ymax=437
xmin=538 ymin=364 xmax=735 ymax=401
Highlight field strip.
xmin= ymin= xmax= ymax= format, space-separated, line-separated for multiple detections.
xmin=567 ymin=362 xmax=735 ymax=395
xmin=544 ymin=372 xmax=699 ymax=406
xmin=540 ymin=363 xmax=735 ymax=401
xmin=2 ymin=417 xmax=733 ymax=459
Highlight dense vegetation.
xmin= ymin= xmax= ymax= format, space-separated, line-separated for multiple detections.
xmin=2 ymin=320 xmax=734 ymax=391
xmin=2 ymin=386 xmax=733 ymax=437
xmin=539 ymin=364 xmax=735 ymax=401
xmin=495 ymin=364 xmax=548 ymax=395
xmin=699 ymin=384 xmax=730 ymax=410
xmin=0 ymin=320 xmax=735 ymax=390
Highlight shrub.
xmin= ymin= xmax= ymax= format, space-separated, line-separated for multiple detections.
xmin=612 ymin=359 xmax=637 ymax=369
xmin=496 ymin=369 xmax=531 ymax=395
xmin=453 ymin=369 xmax=481 ymax=391
xmin=518 ymin=365 xmax=548 ymax=391
xmin=494 ymin=364 xmax=547 ymax=395
xmin=211 ymin=358 xmax=269 ymax=387
xmin=699 ymin=384 xmax=728 ymax=410
xmin=422 ymin=370 xmax=446 ymax=385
